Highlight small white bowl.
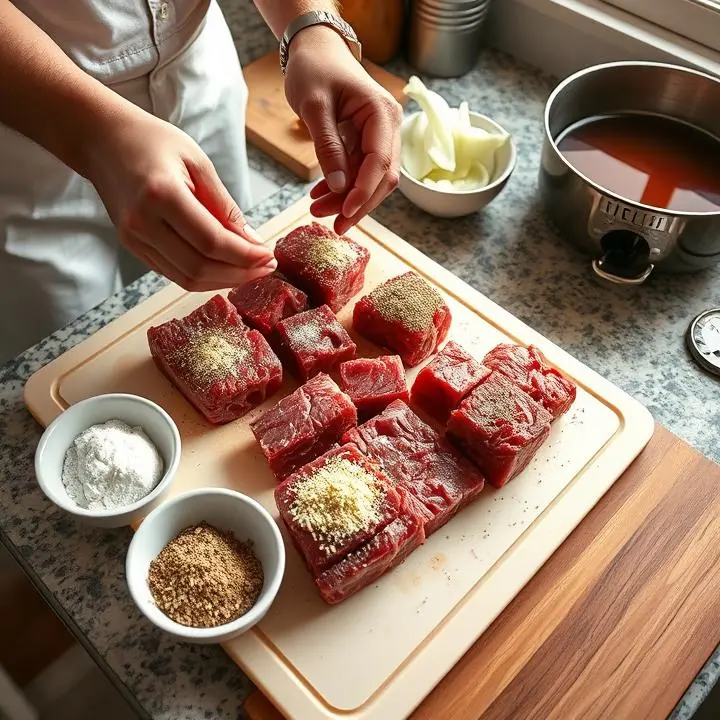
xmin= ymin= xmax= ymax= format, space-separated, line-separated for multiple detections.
xmin=398 ymin=110 xmax=517 ymax=218
xmin=34 ymin=393 xmax=181 ymax=528
xmin=126 ymin=488 xmax=285 ymax=644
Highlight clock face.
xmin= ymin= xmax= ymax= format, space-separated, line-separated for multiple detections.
xmin=687 ymin=308 xmax=720 ymax=376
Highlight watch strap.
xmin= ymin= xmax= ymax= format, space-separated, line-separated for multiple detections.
xmin=279 ymin=10 xmax=362 ymax=75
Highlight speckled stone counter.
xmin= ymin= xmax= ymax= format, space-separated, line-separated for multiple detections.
xmin=1 ymin=3 xmax=719 ymax=719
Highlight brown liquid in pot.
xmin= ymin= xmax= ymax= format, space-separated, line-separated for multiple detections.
xmin=556 ymin=113 xmax=720 ymax=213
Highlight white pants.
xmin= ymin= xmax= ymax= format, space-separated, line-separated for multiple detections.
xmin=0 ymin=1 xmax=251 ymax=365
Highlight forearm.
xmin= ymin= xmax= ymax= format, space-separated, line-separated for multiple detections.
xmin=0 ymin=1 xmax=136 ymax=177
xmin=252 ymin=0 xmax=339 ymax=38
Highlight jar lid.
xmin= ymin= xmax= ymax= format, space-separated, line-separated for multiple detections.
xmin=686 ymin=308 xmax=720 ymax=377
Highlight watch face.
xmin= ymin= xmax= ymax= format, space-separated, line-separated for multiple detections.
xmin=686 ymin=308 xmax=720 ymax=376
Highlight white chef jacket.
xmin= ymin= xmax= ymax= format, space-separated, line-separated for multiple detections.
xmin=0 ymin=0 xmax=251 ymax=365
xmin=13 ymin=0 xmax=211 ymax=83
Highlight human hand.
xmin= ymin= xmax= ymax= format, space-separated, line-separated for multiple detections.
xmin=83 ymin=108 xmax=276 ymax=292
xmin=284 ymin=25 xmax=403 ymax=235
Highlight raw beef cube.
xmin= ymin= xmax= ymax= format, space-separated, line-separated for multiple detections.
xmin=275 ymin=222 xmax=370 ymax=312
xmin=274 ymin=444 xmax=402 ymax=576
xmin=275 ymin=305 xmax=357 ymax=381
xmin=447 ymin=371 xmax=552 ymax=488
xmin=251 ymin=373 xmax=357 ymax=480
xmin=339 ymin=355 xmax=409 ymax=418
xmin=315 ymin=487 xmax=425 ymax=605
xmin=147 ymin=294 xmax=282 ymax=424
xmin=483 ymin=343 xmax=577 ymax=419
xmin=228 ymin=274 xmax=308 ymax=336
xmin=352 ymin=271 xmax=451 ymax=367
xmin=411 ymin=340 xmax=491 ymax=423
xmin=343 ymin=400 xmax=485 ymax=536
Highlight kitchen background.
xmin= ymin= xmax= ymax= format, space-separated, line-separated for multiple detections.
xmin=2 ymin=0 xmax=719 ymax=719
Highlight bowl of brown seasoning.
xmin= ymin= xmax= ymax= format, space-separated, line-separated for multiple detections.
xmin=126 ymin=488 xmax=285 ymax=643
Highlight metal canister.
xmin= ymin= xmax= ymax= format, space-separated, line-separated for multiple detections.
xmin=408 ymin=0 xmax=491 ymax=78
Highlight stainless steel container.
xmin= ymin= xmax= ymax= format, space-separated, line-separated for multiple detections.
xmin=539 ymin=61 xmax=720 ymax=285
xmin=409 ymin=0 xmax=490 ymax=78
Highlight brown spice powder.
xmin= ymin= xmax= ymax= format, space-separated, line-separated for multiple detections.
xmin=171 ymin=329 xmax=251 ymax=391
xmin=148 ymin=522 xmax=264 ymax=628
xmin=370 ymin=273 xmax=444 ymax=332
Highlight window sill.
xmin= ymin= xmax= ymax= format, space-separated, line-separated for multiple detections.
xmin=489 ymin=0 xmax=720 ymax=80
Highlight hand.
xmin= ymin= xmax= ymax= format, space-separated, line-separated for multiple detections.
xmin=284 ymin=25 xmax=403 ymax=235
xmin=83 ymin=108 xmax=276 ymax=292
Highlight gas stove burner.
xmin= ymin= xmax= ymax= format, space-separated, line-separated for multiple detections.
xmin=686 ymin=308 xmax=720 ymax=377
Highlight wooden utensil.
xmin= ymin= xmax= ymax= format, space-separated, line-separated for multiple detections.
xmin=243 ymin=51 xmax=409 ymax=180
xmin=245 ymin=423 xmax=720 ymax=720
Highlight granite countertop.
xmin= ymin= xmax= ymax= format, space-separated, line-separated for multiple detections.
xmin=1 ymin=3 xmax=719 ymax=719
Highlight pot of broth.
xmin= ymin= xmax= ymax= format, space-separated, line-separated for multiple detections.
xmin=539 ymin=61 xmax=720 ymax=285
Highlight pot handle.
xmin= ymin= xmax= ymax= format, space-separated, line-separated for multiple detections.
xmin=592 ymin=258 xmax=654 ymax=285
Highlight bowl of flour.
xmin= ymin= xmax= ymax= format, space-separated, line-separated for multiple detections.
xmin=35 ymin=393 xmax=181 ymax=528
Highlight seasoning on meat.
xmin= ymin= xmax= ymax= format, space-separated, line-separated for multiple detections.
xmin=352 ymin=271 xmax=452 ymax=367
xmin=315 ymin=487 xmax=425 ymax=605
xmin=275 ymin=305 xmax=356 ymax=382
xmin=275 ymin=444 xmax=401 ymax=576
xmin=275 ymin=222 xmax=370 ymax=312
xmin=482 ymin=343 xmax=576 ymax=419
xmin=147 ymin=294 xmax=282 ymax=424
xmin=344 ymin=399 xmax=484 ymax=536
xmin=447 ymin=371 xmax=552 ymax=488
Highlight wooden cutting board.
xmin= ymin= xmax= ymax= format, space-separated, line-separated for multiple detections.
xmin=243 ymin=51 xmax=409 ymax=180
xmin=24 ymin=196 xmax=655 ymax=720
xmin=245 ymin=423 xmax=720 ymax=720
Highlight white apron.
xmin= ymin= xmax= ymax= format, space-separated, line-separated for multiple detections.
xmin=0 ymin=0 xmax=251 ymax=364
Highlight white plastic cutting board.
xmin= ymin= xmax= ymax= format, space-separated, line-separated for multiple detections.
xmin=24 ymin=196 xmax=654 ymax=720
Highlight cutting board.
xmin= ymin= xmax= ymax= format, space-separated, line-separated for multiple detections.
xmin=243 ymin=51 xmax=409 ymax=180
xmin=244 ymin=424 xmax=720 ymax=720
xmin=24 ymin=196 xmax=655 ymax=720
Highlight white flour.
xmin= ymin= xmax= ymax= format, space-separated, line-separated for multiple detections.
xmin=62 ymin=420 xmax=164 ymax=511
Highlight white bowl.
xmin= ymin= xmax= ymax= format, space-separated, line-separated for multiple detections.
xmin=34 ymin=393 xmax=181 ymax=528
xmin=398 ymin=110 xmax=517 ymax=218
xmin=126 ymin=488 xmax=285 ymax=644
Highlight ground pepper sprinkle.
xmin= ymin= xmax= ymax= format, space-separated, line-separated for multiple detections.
xmin=171 ymin=329 xmax=251 ymax=391
xmin=148 ymin=522 xmax=263 ymax=628
xmin=369 ymin=272 xmax=443 ymax=332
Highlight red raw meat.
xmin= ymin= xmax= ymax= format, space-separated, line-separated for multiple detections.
xmin=483 ymin=343 xmax=576 ymax=419
xmin=339 ymin=355 xmax=409 ymax=419
xmin=275 ymin=222 xmax=370 ymax=312
xmin=228 ymin=274 xmax=308 ymax=336
xmin=352 ymin=271 xmax=451 ymax=367
xmin=447 ymin=371 xmax=552 ymax=488
xmin=274 ymin=444 xmax=402 ymax=576
xmin=315 ymin=487 xmax=425 ymax=605
xmin=147 ymin=294 xmax=282 ymax=425
xmin=343 ymin=400 xmax=484 ymax=536
xmin=275 ymin=305 xmax=357 ymax=382
xmin=411 ymin=340 xmax=491 ymax=423
xmin=251 ymin=373 xmax=357 ymax=480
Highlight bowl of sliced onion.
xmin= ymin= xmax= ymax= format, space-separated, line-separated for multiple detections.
xmin=398 ymin=76 xmax=516 ymax=218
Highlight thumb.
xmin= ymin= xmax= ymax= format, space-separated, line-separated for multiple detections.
xmin=188 ymin=157 xmax=265 ymax=245
xmin=302 ymin=99 xmax=349 ymax=194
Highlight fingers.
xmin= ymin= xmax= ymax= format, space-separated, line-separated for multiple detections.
xmin=310 ymin=179 xmax=330 ymax=200
xmin=155 ymin=180 xmax=274 ymax=268
xmin=188 ymin=157 xmax=267 ymax=245
xmin=341 ymin=100 xmax=402 ymax=222
xmin=301 ymin=95 xmax=349 ymax=194
xmin=125 ymin=233 xmax=276 ymax=292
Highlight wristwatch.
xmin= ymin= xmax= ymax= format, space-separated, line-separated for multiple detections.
xmin=279 ymin=10 xmax=362 ymax=76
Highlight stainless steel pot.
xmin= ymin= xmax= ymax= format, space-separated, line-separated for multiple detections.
xmin=539 ymin=61 xmax=720 ymax=285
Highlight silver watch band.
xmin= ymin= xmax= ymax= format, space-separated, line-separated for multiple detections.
xmin=279 ymin=10 xmax=362 ymax=76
